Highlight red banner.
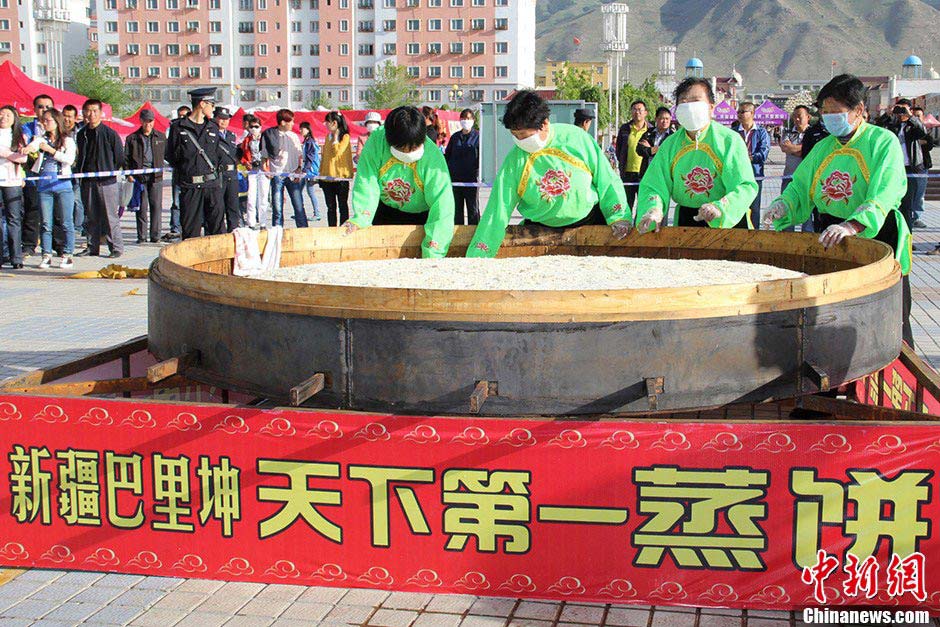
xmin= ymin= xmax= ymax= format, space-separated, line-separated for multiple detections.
xmin=856 ymin=357 xmax=940 ymax=415
xmin=0 ymin=393 xmax=938 ymax=612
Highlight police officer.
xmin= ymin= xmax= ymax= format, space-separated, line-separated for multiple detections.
xmin=214 ymin=107 xmax=241 ymax=232
xmin=166 ymin=88 xmax=224 ymax=239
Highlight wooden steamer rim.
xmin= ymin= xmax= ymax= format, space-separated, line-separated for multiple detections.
xmin=151 ymin=225 xmax=901 ymax=323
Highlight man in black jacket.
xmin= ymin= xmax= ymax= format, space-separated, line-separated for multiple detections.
xmin=214 ymin=108 xmax=241 ymax=232
xmin=124 ymin=108 xmax=166 ymax=243
xmin=635 ymin=106 xmax=674 ymax=178
xmin=75 ymin=99 xmax=125 ymax=257
xmin=885 ymin=99 xmax=931 ymax=228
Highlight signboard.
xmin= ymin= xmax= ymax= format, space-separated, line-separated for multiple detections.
xmin=0 ymin=394 xmax=937 ymax=612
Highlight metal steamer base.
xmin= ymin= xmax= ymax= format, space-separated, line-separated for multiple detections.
xmin=148 ymin=225 xmax=903 ymax=416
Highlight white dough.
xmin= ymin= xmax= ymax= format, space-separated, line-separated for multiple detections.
xmin=261 ymin=256 xmax=805 ymax=290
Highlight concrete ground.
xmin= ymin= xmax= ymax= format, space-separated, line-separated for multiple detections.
xmin=1 ymin=151 xmax=939 ymax=625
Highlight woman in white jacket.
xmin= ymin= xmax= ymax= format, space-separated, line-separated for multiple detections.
xmin=0 ymin=105 xmax=28 ymax=269
xmin=28 ymin=107 xmax=77 ymax=269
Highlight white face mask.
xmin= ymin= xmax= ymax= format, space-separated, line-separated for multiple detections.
xmin=675 ymin=101 xmax=711 ymax=132
xmin=512 ymin=131 xmax=547 ymax=153
xmin=460 ymin=119 xmax=474 ymax=131
xmin=365 ymin=122 xmax=379 ymax=132
xmin=250 ymin=127 xmax=261 ymax=139
xmin=391 ymin=145 xmax=424 ymax=163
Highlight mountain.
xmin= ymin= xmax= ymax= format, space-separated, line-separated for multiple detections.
xmin=536 ymin=0 xmax=940 ymax=91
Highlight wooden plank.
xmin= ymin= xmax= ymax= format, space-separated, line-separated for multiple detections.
xmin=802 ymin=394 xmax=932 ymax=422
xmin=2 ymin=375 xmax=189 ymax=397
xmin=0 ymin=336 xmax=149 ymax=389
xmin=147 ymin=350 xmax=200 ymax=383
xmin=898 ymin=343 xmax=940 ymax=403
xmin=289 ymin=373 xmax=325 ymax=407
xmin=469 ymin=380 xmax=493 ymax=414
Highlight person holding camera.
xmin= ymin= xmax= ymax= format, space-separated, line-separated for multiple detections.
xmin=882 ymin=98 xmax=932 ymax=229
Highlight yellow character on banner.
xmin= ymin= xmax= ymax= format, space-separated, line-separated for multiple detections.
xmin=9 ymin=445 xmax=52 ymax=524
xmin=57 ymin=449 xmax=101 ymax=526
xmin=257 ymin=460 xmax=342 ymax=542
xmin=442 ymin=469 xmax=531 ymax=554
xmin=349 ymin=465 xmax=434 ymax=548
xmin=632 ymin=466 xmax=770 ymax=570
xmin=105 ymin=452 xmax=145 ymax=529
xmin=152 ymin=454 xmax=194 ymax=532
xmin=197 ymin=456 xmax=242 ymax=538
xmin=883 ymin=370 xmax=914 ymax=411
xmin=790 ymin=469 xmax=931 ymax=568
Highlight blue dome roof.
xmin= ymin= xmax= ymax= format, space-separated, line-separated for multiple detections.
xmin=904 ymin=54 xmax=923 ymax=67
xmin=685 ymin=57 xmax=703 ymax=68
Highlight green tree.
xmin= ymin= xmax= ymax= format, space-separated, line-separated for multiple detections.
xmin=365 ymin=62 xmax=418 ymax=110
xmin=307 ymin=92 xmax=333 ymax=110
xmin=68 ymin=50 xmax=136 ymax=117
xmin=616 ymin=75 xmax=664 ymax=126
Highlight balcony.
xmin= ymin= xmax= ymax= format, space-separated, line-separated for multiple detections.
xmin=33 ymin=8 xmax=71 ymax=23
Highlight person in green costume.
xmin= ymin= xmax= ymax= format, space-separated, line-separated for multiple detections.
xmin=343 ymin=105 xmax=455 ymax=258
xmin=634 ymin=77 xmax=758 ymax=233
xmin=466 ymin=90 xmax=632 ymax=258
xmin=764 ymin=74 xmax=914 ymax=347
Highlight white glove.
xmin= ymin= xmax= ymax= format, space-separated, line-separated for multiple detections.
xmin=693 ymin=202 xmax=721 ymax=223
xmin=637 ymin=206 xmax=664 ymax=234
xmin=610 ymin=220 xmax=632 ymax=239
xmin=341 ymin=220 xmax=359 ymax=236
xmin=818 ymin=222 xmax=859 ymax=249
xmin=763 ymin=200 xmax=788 ymax=228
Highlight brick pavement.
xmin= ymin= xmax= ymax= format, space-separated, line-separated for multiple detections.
xmin=2 ymin=154 xmax=940 ymax=625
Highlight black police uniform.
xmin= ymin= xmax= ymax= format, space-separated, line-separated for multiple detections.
xmin=166 ymin=115 xmax=225 ymax=239
xmin=216 ymin=123 xmax=241 ymax=232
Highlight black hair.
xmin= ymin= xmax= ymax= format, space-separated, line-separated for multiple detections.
xmin=502 ymin=90 xmax=551 ymax=131
xmin=177 ymin=105 xmax=191 ymax=117
xmin=33 ymin=94 xmax=53 ymax=108
xmin=896 ymin=98 xmax=913 ymax=107
xmin=816 ymin=74 xmax=867 ymax=110
xmin=0 ymin=105 xmax=24 ymax=150
xmin=276 ymin=108 xmax=294 ymax=124
xmin=573 ymin=112 xmax=592 ymax=126
xmin=42 ymin=108 xmax=67 ymax=151
xmin=82 ymin=99 xmax=103 ymax=111
xmin=385 ymin=106 xmax=426 ymax=150
xmin=630 ymin=100 xmax=647 ymax=110
xmin=242 ymin=113 xmax=258 ymax=127
xmin=460 ymin=108 xmax=474 ymax=118
xmin=674 ymin=77 xmax=715 ymax=104
xmin=62 ymin=104 xmax=78 ymax=115
xmin=299 ymin=121 xmax=312 ymax=133
xmin=913 ymin=106 xmax=925 ymax=113
xmin=655 ymin=106 xmax=672 ymax=118
xmin=738 ymin=101 xmax=756 ymax=112
xmin=325 ymin=110 xmax=349 ymax=141
xmin=792 ymin=105 xmax=811 ymax=116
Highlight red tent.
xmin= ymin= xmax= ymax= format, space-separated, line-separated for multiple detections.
xmin=923 ymin=113 xmax=940 ymax=129
xmin=124 ymin=102 xmax=170 ymax=133
xmin=0 ymin=60 xmax=113 ymax=118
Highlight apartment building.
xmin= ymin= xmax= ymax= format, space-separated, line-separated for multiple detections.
xmin=91 ymin=0 xmax=535 ymax=110
xmin=0 ymin=0 xmax=72 ymax=89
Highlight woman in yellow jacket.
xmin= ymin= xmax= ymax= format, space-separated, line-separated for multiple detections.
xmin=319 ymin=111 xmax=355 ymax=226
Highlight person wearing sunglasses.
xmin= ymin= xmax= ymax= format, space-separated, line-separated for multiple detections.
xmin=238 ymin=114 xmax=271 ymax=229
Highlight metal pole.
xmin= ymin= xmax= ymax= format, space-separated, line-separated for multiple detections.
xmin=227 ymin=2 xmax=235 ymax=109
xmin=614 ymin=52 xmax=621 ymax=132
xmin=607 ymin=55 xmax=613 ymax=135
xmin=351 ymin=0 xmax=357 ymax=109
xmin=285 ymin=1 xmax=291 ymax=107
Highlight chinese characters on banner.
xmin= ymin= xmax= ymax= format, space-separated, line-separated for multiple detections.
xmin=0 ymin=394 xmax=937 ymax=612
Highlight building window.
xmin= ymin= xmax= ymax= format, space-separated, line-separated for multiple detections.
xmin=128 ymin=67 xmax=140 ymax=78
xmin=494 ymin=89 xmax=508 ymax=99
xmin=147 ymin=88 xmax=162 ymax=99
xmin=495 ymin=18 xmax=508 ymax=30
xmin=105 ymin=21 xmax=118 ymax=33
xmin=186 ymin=0 xmax=198 ymax=7
xmin=209 ymin=21 xmax=221 ymax=32
xmin=339 ymin=43 xmax=348 ymax=55
xmin=167 ymin=21 xmax=180 ymax=33
xmin=209 ymin=44 xmax=222 ymax=56
xmin=427 ymin=66 xmax=441 ymax=78
xmin=471 ymin=42 xmax=484 ymax=54
xmin=494 ymin=0 xmax=507 ymax=5
xmin=310 ymin=44 xmax=319 ymax=55
xmin=291 ymin=44 xmax=302 ymax=56
xmin=407 ymin=43 xmax=419 ymax=55
xmin=238 ymin=21 xmax=254 ymax=33
xmin=242 ymin=89 xmax=255 ymax=101
xmin=147 ymin=43 xmax=160 ymax=55
xmin=383 ymin=0 xmax=395 ymax=6
xmin=427 ymin=89 xmax=441 ymax=102
xmin=258 ymin=0 xmax=266 ymax=7
xmin=126 ymin=0 xmax=138 ymax=8
xmin=105 ymin=44 xmax=119 ymax=55
xmin=495 ymin=66 xmax=508 ymax=78
xmin=406 ymin=0 xmax=418 ymax=5
xmin=127 ymin=43 xmax=140 ymax=54
xmin=470 ymin=89 xmax=484 ymax=101
xmin=147 ymin=66 xmax=160 ymax=77
xmin=382 ymin=43 xmax=396 ymax=55
xmin=258 ymin=21 xmax=267 ymax=33
xmin=472 ymin=0 xmax=484 ymax=4
xmin=291 ymin=21 xmax=301 ymax=32
xmin=260 ymin=43 xmax=269 ymax=56
xmin=359 ymin=44 xmax=374 ymax=56
xmin=239 ymin=0 xmax=253 ymax=8
xmin=359 ymin=67 xmax=374 ymax=79
xmin=340 ymin=66 xmax=349 ymax=78
xmin=310 ymin=67 xmax=319 ymax=78
xmin=166 ymin=44 xmax=180 ymax=55
xmin=166 ymin=88 xmax=181 ymax=100
xmin=407 ymin=66 xmax=419 ymax=77
xmin=209 ymin=0 xmax=220 ymax=7
xmin=146 ymin=0 xmax=158 ymax=7
xmin=187 ymin=44 xmax=200 ymax=55
xmin=291 ymin=67 xmax=302 ymax=78
xmin=427 ymin=42 xmax=441 ymax=54
xmin=471 ymin=66 xmax=484 ymax=78
xmin=450 ymin=66 xmax=463 ymax=79
xmin=339 ymin=20 xmax=348 ymax=32
xmin=383 ymin=19 xmax=395 ymax=31
xmin=339 ymin=90 xmax=349 ymax=103
xmin=449 ymin=42 xmax=463 ymax=54
xmin=186 ymin=20 xmax=199 ymax=32
xmin=239 ymin=67 xmax=255 ymax=79
xmin=471 ymin=18 xmax=484 ymax=30
xmin=428 ymin=0 xmax=441 ymax=5
xmin=240 ymin=44 xmax=253 ymax=56
xmin=406 ymin=19 xmax=419 ymax=31
xmin=166 ymin=0 xmax=179 ymax=7
xmin=495 ymin=42 xmax=508 ymax=54
xmin=210 ymin=66 xmax=222 ymax=78
xmin=146 ymin=21 xmax=159 ymax=32
xmin=450 ymin=0 xmax=462 ymax=5
xmin=310 ymin=21 xmax=318 ymax=32
xmin=358 ymin=20 xmax=373 ymax=32
xmin=450 ymin=19 xmax=463 ymax=31
xmin=106 ymin=0 xmax=116 ymax=7
xmin=427 ymin=19 xmax=441 ymax=31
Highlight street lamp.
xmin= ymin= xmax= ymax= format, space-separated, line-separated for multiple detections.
xmin=450 ymin=84 xmax=463 ymax=105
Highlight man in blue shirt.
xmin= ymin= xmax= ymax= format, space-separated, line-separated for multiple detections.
xmin=22 ymin=94 xmax=54 ymax=255
xmin=733 ymin=101 xmax=770 ymax=228
xmin=444 ymin=108 xmax=480 ymax=225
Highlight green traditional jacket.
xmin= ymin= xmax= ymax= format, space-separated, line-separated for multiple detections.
xmin=634 ymin=121 xmax=758 ymax=229
xmin=467 ymin=123 xmax=629 ymax=257
xmin=772 ymin=122 xmax=911 ymax=275
xmin=350 ymin=127 xmax=455 ymax=258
